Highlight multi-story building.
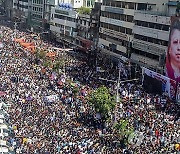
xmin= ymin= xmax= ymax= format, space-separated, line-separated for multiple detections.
xmin=75 ymin=2 xmax=101 ymax=52
xmin=30 ymin=0 xmax=60 ymax=32
xmin=30 ymin=0 xmax=44 ymax=31
xmin=50 ymin=5 xmax=78 ymax=46
xmin=12 ymin=0 xmax=60 ymax=31
xmin=89 ymin=2 xmax=101 ymax=47
xmin=131 ymin=1 xmax=178 ymax=72
xmin=13 ymin=0 xmax=29 ymax=20
xmin=131 ymin=12 xmax=170 ymax=71
xmin=0 ymin=0 xmax=13 ymax=19
xmin=99 ymin=0 xmax=137 ymax=63
xmin=98 ymin=0 xmax=176 ymax=71
xmin=76 ymin=13 xmax=92 ymax=52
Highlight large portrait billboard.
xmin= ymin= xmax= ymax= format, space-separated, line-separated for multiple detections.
xmin=166 ymin=16 xmax=180 ymax=99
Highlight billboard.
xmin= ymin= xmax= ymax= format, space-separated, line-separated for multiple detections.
xmin=142 ymin=67 xmax=176 ymax=99
xmin=166 ymin=16 xmax=180 ymax=99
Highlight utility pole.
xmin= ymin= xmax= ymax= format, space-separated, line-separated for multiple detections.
xmin=116 ymin=66 xmax=121 ymax=103
xmin=114 ymin=62 xmax=121 ymax=122
xmin=14 ymin=22 xmax=17 ymax=39
xmin=63 ymin=20 xmax=66 ymax=77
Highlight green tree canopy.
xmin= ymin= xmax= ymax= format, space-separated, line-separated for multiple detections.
xmin=35 ymin=49 xmax=46 ymax=60
xmin=43 ymin=59 xmax=52 ymax=68
xmin=77 ymin=7 xmax=91 ymax=15
xmin=114 ymin=119 xmax=134 ymax=144
xmin=88 ymin=86 xmax=115 ymax=120
xmin=52 ymin=60 xmax=64 ymax=72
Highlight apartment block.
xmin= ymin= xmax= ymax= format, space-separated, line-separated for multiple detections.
xmin=13 ymin=0 xmax=29 ymax=19
xmin=98 ymin=0 xmax=178 ymax=71
xmin=131 ymin=12 xmax=170 ymax=70
xmin=50 ymin=5 xmax=78 ymax=46
xmin=76 ymin=13 xmax=92 ymax=52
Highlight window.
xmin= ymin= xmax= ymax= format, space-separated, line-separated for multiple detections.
xmin=162 ymin=25 xmax=169 ymax=31
xmin=120 ymin=27 xmax=125 ymax=33
xmin=141 ymin=21 xmax=148 ymax=27
xmin=126 ymin=28 xmax=132 ymax=35
xmin=111 ymin=1 xmax=116 ymax=7
xmin=120 ymin=14 xmax=125 ymax=21
xmin=128 ymin=2 xmax=135 ymax=9
xmin=103 ymin=0 xmax=110 ymax=6
xmin=116 ymin=1 xmax=121 ymax=7
xmin=149 ymin=22 xmax=154 ymax=28
xmin=114 ymin=25 xmax=119 ymax=32
xmin=122 ymin=2 xmax=125 ymax=8
xmin=20 ymin=0 xmax=28 ymax=2
xmin=155 ymin=24 xmax=161 ymax=30
xmin=127 ymin=15 xmax=133 ymax=22
xmin=137 ymin=3 xmax=147 ymax=10
xmin=115 ymin=13 xmax=120 ymax=20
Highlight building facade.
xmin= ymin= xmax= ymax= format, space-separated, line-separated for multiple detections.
xmin=12 ymin=0 xmax=60 ymax=31
xmin=76 ymin=13 xmax=92 ymax=52
xmin=13 ymin=0 xmax=29 ymax=19
xmin=131 ymin=12 xmax=170 ymax=71
xmin=50 ymin=5 xmax=78 ymax=46
xmin=98 ymin=0 xmax=177 ymax=71
xmin=74 ymin=2 xmax=101 ymax=52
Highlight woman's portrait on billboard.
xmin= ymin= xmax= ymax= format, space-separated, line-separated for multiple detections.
xmin=166 ymin=17 xmax=180 ymax=83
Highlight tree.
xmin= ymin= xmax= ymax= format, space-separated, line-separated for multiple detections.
xmin=52 ymin=60 xmax=64 ymax=73
xmin=35 ymin=49 xmax=46 ymax=60
xmin=43 ymin=59 xmax=52 ymax=68
xmin=114 ymin=119 xmax=134 ymax=145
xmin=88 ymin=86 xmax=116 ymax=120
xmin=77 ymin=7 xmax=91 ymax=15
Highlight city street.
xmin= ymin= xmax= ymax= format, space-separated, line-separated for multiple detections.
xmin=0 ymin=23 xmax=179 ymax=154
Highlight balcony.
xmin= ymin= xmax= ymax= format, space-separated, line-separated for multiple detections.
xmin=133 ymin=25 xmax=169 ymax=41
xmin=130 ymin=53 xmax=159 ymax=67
xmin=132 ymin=38 xmax=167 ymax=56
xmin=134 ymin=11 xmax=170 ymax=25
xmin=99 ymin=27 xmax=129 ymax=41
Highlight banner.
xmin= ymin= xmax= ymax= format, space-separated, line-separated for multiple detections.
xmin=165 ymin=16 xmax=180 ymax=99
xmin=14 ymin=38 xmax=25 ymax=43
xmin=142 ymin=67 xmax=176 ymax=99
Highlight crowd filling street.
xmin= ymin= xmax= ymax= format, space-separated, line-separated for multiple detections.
xmin=0 ymin=24 xmax=179 ymax=154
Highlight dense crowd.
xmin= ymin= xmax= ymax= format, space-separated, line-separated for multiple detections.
xmin=0 ymin=25 xmax=179 ymax=154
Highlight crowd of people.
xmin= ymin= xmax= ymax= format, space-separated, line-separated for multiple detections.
xmin=0 ymin=24 xmax=179 ymax=154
